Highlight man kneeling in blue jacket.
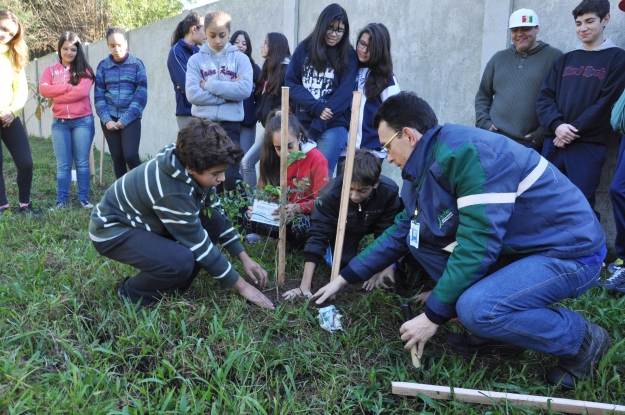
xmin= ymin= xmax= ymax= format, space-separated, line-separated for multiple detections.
xmin=313 ymin=91 xmax=609 ymax=390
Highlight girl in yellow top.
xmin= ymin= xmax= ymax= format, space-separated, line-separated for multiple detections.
xmin=0 ymin=10 xmax=33 ymax=214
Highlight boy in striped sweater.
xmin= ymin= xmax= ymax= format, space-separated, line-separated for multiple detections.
xmin=89 ymin=118 xmax=274 ymax=309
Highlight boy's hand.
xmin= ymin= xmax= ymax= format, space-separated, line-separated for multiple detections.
xmin=363 ymin=264 xmax=395 ymax=291
xmin=233 ymin=276 xmax=274 ymax=310
xmin=412 ymin=290 xmax=431 ymax=307
xmin=555 ymin=123 xmax=579 ymax=145
xmin=238 ymin=251 xmax=268 ymax=287
xmin=282 ymin=287 xmax=312 ymax=300
xmin=311 ymin=275 xmax=348 ymax=304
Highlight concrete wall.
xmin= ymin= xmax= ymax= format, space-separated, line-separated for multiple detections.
xmin=21 ymin=0 xmax=625 ymax=252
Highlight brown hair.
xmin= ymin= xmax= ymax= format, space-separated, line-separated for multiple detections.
xmin=171 ymin=12 xmax=204 ymax=47
xmin=176 ymin=118 xmax=243 ymax=172
xmin=572 ymin=0 xmax=610 ymax=20
xmin=0 ymin=10 xmax=28 ymax=72
xmin=57 ymin=31 xmax=94 ymax=84
xmin=258 ymin=111 xmax=307 ymax=187
xmin=204 ymin=11 xmax=232 ymax=31
xmin=343 ymin=149 xmax=382 ymax=187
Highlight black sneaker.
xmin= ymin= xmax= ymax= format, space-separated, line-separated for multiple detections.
xmin=117 ymin=277 xmax=132 ymax=303
xmin=545 ymin=322 xmax=610 ymax=390
xmin=445 ymin=332 xmax=526 ymax=358
xmin=18 ymin=203 xmax=34 ymax=214
xmin=0 ymin=205 xmax=10 ymax=215
xmin=79 ymin=200 xmax=94 ymax=209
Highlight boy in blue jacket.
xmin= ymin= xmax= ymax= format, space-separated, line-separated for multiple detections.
xmin=89 ymin=118 xmax=274 ymax=310
xmin=314 ymin=92 xmax=609 ymax=390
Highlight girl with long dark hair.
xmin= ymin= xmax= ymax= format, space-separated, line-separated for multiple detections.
xmin=0 ymin=10 xmax=33 ymax=214
xmin=230 ymin=30 xmax=261 ymax=159
xmin=40 ymin=31 xmax=96 ymax=209
xmin=241 ymin=32 xmax=291 ymax=186
xmin=244 ymin=111 xmax=328 ymax=246
xmin=285 ymin=3 xmax=358 ymax=175
xmin=95 ymin=27 xmax=148 ymax=179
xmin=351 ymin=23 xmax=400 ymax=159
xmin=167 ymin=12 xmax=206 ymax=129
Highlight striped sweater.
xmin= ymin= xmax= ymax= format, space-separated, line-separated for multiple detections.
xmin=94 ymin=54 xmax=148 ymax=126
xmin=89 ymin=143 xmax=244 ymax=287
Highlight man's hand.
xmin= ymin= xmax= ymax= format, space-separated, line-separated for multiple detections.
xmin=400 ymin=313 xmax=439 ymax=359
xmin=555 ymin=123 xmax=579 ymax=145
xmin=238 ymin=251 xmax=268 ymax=287
xmin=232 ymin=276 xmax=274 ymax=309
xmin=412 ymin=290 xmax=431 ymax=307
xmin=320 ymin=108 xmax=333 ymax=121
xmin=311 ymin=275 xmax=348 ymax=304
xmin=105 ymin=121 xmax=118 ymax=131
xmin=362 ymin=264 xmax=395 ymax=291
xmin=489 ymin=124 xmax=498 ymax=131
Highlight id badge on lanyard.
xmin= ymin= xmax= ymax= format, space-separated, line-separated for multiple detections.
xmin=410 ymin=208 xmax=420 ymax=249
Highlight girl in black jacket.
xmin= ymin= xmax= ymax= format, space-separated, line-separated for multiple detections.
xmin=241 ymin=32 xmax=291 ymax=187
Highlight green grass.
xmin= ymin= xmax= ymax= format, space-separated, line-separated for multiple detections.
xmin=1 ymin=137 xmax=624 ymax=414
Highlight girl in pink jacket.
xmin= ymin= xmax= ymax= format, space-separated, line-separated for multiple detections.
xmin=40 ymin=31 xmax=95 ymax=209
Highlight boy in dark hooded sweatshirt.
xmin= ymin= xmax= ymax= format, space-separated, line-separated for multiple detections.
xmin=537 ymin=0 xmax=625 ymax=217
xmin=89 ymin=118 xmax=274 ymax=310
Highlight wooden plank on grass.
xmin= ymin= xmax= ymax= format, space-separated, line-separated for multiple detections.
xmin=392 ymin=382 xmax=625 ymax=414
xmin=278 ymin=87 xmax=289 ymax=284
xmin=330 ymin=91 xmax=362 ymax=281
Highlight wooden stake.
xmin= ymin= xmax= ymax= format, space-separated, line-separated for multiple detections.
xmin=89 ymin=140 xmax=96 ymax=185
xmin=99 ymin=129 xmax=105 ymax=185
xmin=330 ymin=91 xmax=362 ymax=281
xmin=391 ymin=382 xmax=625 ymax=415
xmin=278 ymin=87 xmax=289 ymax=284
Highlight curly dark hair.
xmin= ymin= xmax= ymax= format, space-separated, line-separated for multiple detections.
xmin=175 ymin=118 xmax=243 ymax=172
xmin=572 ymin=0 xmax=610 ymax=20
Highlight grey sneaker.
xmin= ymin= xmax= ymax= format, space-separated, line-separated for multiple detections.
xmin=51 ymin=202 xmax=69 ymax=210
xmin=79 ymin=200 xmax=94 ymax=209
xmin=597 ymin=268 xmax=625 ymax=292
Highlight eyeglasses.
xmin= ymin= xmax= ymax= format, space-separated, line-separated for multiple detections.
xmin=357 ymin=40 xmax=368 ymax=51
xmin=325 ymin=27 xmax=345 ymax=36
xmin=381 ymin=131 xmax=400 ymax=153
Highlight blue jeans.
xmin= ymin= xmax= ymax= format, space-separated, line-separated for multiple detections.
xmin=311 ymin=126 xmax=348 ymax=176
xmin=610 ymin=137 xmax=625 ymax=259
xmin=51 ymin=115 xmax=95 ymax=203
xmin=412 ymin=243 xmax=601 ymax=358
xmin=241 ymin=134 xmax=262 ymax=187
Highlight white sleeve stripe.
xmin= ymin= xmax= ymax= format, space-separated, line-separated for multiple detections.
xmin=145 ymin=159 xmax=155 ymax=204
xmin=222 ymin=235 xmax=239 ymax=246
xmin=190 ymin=231 xmax=208 ymax=251
xmin=196 ymin=242 xmax=214 ymax=261
xmin=220 ymin=227 xmax=235 ymax=237
xmin=457 ymin=192 xmax=517 ymax=209
xmin=214 ymin=263 xmax=232 ymax=280
xmin=457 ymin=157 xmax=547 ymax=209
xmin=121 ymin=174 xmax=140 ymax=214
xmin=442 ymin=241 xmax=458 ymax=253
xmin=517 ymin=156 xmax=548 ymax=196
xmin=153 ymin=206 xmax=194 ymax=215
xmin=155 ymin=161 xmax=164 ymax=197
xmin=161 ymin=219 xmax=191 ymax=224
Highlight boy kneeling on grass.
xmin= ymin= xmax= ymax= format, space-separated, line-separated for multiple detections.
xmin=89 ymin=117 xmax=274 ymax=309
xmin=283 ymin=149 xmax=402 ymax=299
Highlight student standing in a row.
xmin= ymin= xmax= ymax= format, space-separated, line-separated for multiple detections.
xmin=186 ymin=11 xmax=252 ymax=192
xmin=286 ymin=3 xmax=358 ymax=175
xmin=95 ymin=28 xmax=148 ymax=179
xmin=40 ymin=31 xmax=96 ymax=209
xmin=167 ymin=12 xmax=206 ymax=130
xmin=0 ymin=10 xmax=33 ymax=214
